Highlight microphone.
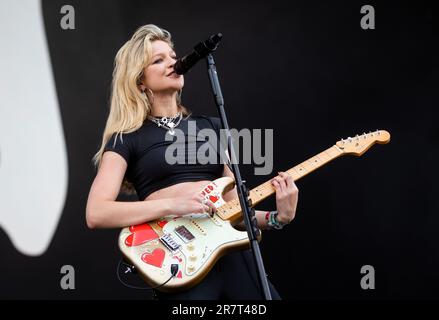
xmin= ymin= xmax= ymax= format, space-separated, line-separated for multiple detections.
xmin=174 ymin=33 xmax=223 ymax=75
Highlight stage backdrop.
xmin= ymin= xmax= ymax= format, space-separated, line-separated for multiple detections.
xmin=0 ymin=0 xmax=436 ymax=299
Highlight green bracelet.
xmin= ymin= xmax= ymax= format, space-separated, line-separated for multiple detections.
xmin=267 ymin=211 xmax=286 ymax=230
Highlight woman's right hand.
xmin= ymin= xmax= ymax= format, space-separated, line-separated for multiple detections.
xmin=172 ymin=192 xmax=217 ymax=217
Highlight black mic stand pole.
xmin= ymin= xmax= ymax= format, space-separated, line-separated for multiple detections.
xmin=205 ymin=53 xmax=272 ymax=300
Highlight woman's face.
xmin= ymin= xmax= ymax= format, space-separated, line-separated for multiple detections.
xmin=142 ymin=40 xmax=184 ymax=93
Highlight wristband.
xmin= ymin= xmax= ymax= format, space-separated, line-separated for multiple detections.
xmin=267 ymin=210 xmax=287 ymax=230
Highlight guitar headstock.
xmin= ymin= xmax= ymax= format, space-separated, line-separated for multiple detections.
xmin=336 ymin=130 xmax=391 ymax=156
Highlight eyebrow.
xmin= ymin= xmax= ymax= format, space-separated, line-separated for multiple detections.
xmin=152 ymin=50 xmax=176 ymax=58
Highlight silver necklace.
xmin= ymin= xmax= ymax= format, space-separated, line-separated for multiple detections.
xmin=148 ymin=112 xmax=183 ymax=135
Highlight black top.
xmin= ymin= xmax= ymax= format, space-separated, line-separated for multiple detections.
xmin=104 ymin=115 xmax=226 ymax=200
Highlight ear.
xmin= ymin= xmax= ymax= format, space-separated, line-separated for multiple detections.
xmin=137 ymin=82 xmax=145 ymax=93
xmin=137 ymin=71 xmax=146 ymax=92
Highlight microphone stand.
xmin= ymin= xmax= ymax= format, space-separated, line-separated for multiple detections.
xmin=205 ymin=53 xmax=272 ymax=300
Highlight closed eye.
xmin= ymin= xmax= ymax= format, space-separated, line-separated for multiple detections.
xmin=153 ymin=56 xmax=177 ymax=64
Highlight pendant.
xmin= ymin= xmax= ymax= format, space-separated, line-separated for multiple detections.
xmin=168 ymin=122 xmax=175 ymax=135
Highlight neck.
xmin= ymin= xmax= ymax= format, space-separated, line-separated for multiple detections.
xmin=151 ymin=92 xmax=179 ymax=117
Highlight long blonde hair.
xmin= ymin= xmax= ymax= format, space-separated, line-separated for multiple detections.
xmin=93 ymin=24 xmax=187 ymax=195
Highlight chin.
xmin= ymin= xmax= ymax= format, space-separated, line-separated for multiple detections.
xmin=170 ymin=85 xmax=184 ymax=92
xmin=159 ymin=86 xmax=184 ymax=95
xmin=156 ymin=79 xmax=184 ymax=93
xmin=171 ymin=82 xmax=184 ymax=91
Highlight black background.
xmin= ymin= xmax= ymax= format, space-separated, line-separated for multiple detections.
xmin=0 ymin=0 xmax=436 ymax=300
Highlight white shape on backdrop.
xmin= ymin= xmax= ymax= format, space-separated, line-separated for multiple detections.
xmin=0 ymin=0 xmax=68 ymax=256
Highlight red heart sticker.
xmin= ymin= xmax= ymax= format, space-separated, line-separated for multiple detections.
xmin=125 ymin=223 xmax=158 ymax=247
xmin=157 ymin=220 xmax=168 ymax=228
xmin=141 ymin=249 xmax=165 ymax=268
xmin=209 ymin=195 xmax=219 ymax=203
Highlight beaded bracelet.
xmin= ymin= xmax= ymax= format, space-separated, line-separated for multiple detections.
xmin=266 ymin=210 xmax=287 ymax=230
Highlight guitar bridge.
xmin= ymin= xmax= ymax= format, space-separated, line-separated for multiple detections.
xmin=159 ymin=233 xmax=180 ymax=251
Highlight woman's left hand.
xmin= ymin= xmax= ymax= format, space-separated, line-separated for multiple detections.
xmin=271 ymin=171 xmax=299 ymax=225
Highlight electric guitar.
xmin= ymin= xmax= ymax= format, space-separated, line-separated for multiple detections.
xmin=118 ymin=130 xmax=390 ymax=292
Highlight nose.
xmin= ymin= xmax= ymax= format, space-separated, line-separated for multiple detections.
xmin=168 ymin=56 xmax=176 ymax=68
xmin=168 ymin=60 xmax=177 ymax=74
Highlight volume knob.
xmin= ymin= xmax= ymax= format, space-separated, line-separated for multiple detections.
xmin=189 ymin=254 xmax=197 ymax=261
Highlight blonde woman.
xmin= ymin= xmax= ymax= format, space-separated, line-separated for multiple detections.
xmin=86 ymin=24 xmax=299 ymax=299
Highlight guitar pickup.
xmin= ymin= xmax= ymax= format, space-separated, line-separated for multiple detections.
xmin=159 ymin=233 xmax=181 ymax=251
xmin=174 ymin=225 xmax=195 ymax=243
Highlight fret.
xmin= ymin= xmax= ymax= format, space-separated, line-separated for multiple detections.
xmin=308 ymin=154 xmax=327 ymax=169
xmin=317 ymin=150 xmax=331 ymax=161
xmin=295 ymin=164 xmax=308 ymax=175
xmin=315 ymin=155 xmax=326 ymax=167
xmin=326 ymin=145 xmax=342 ymax=157
xmin=304 ymin=159 xmax=317 ymax=171
xmin=286 ymin=167 xmax=299 ymax=179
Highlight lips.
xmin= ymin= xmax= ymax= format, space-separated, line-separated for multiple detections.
xmin=167 ymin=71 xmax=180 ymax=77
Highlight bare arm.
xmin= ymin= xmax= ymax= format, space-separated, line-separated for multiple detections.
xmin=85 ymin=151 xmax=175 ymax=228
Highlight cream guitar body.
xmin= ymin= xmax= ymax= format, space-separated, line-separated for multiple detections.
xmin=119 ymin=176 xmax=250 ymax=292
xmin=118 ymin=130 xmax=391 ymax=292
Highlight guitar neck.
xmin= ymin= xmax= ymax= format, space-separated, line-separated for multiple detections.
xmin=217 ymin=145 xmax=344 ymax=221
